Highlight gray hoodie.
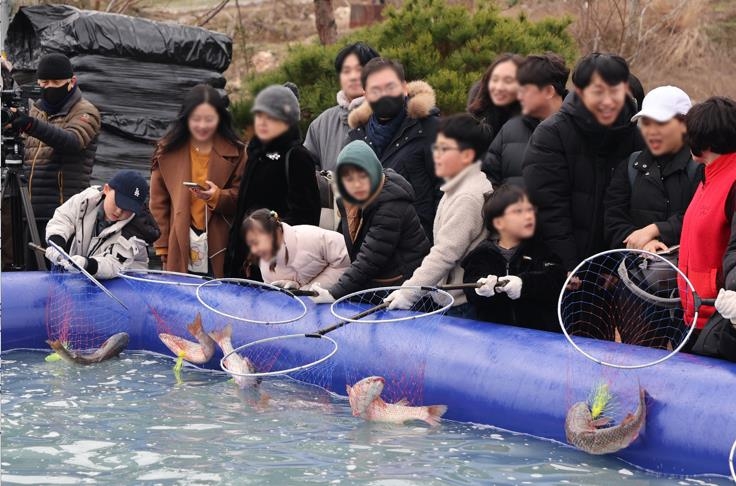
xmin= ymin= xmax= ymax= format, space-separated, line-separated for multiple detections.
xmin=304 ymin=91 xmax=364 ymax=171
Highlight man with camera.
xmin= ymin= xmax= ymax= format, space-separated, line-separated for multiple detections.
xmin=6 ymin=53 xmax=101 ymax=247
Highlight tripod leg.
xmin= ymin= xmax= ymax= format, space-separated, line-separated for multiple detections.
xmin=17 ymin=179 xmax=46 ymax=270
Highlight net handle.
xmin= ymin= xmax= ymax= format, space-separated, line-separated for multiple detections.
xmin=559 ymin=249 xmax=707 ymax=369
xmin=309 ymin=301 xmax=390 ymax=336
xmin=44 ymin=240 xmax=129 ymax=311
xmin=289 ymin=281 xmax=501 ymax=297
xmin=118 ymin=269 xmax=211 ymax=286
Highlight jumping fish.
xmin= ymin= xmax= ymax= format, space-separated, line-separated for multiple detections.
xmin=209 ymin=323 xmax=260 ymax=388
xmin=158 ymin=313 xmax=215 ymax=364
xmin=565 ymin=386 xmax=647 ymax=455
xmin=46 ymin=332 xmax=129 ymax=365
xmin=346 ymin=376 xmax=447 ymax=426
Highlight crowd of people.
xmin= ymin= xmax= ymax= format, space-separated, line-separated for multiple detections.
xmin=10 ymin=44 xmax=736 ymax=362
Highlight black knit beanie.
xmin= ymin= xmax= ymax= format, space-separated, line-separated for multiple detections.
xmin=37 ymin=53 xmax=73 ymax=80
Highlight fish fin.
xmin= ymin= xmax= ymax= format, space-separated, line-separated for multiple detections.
xmin=591 ymin=417 xmax=611 ymax=428
xmin=395 ymin=399 xmax=411 ymax=406
xmin=424 ymin=405 xmax=448 ymax=427
xmin=257 ymin=392 xmax=271 ymax=408
xmin=208 ymin=327 xmax=224 ymax=345
xmin=620 ymin=412 xmax=636 ymax=426
xmin=46 ymin=339 xmax=62 ymax=351
xmin=187 ymin=312 xmax=203 ymax=337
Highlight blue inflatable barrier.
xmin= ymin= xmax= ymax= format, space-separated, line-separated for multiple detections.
xmin=2 ymin=271 xmax=734 ymax=477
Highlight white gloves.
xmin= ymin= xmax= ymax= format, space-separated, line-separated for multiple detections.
xmin=271 ymin=280 xmax=300 ymax=290
xmin=45 ymin=245 xmax=64 ymax=266
xmin=715 ymin=288 xmax=736 ymax=324
xmin=308 ymin=283 xmax=335 ymax=304
xmin=475 ymin=275 xmax=499 ymax=297
xmin=60 ymin=255 xmax=87 ymax=273
xmin=385 ymin=288 xmax=422 ymax=310
xmin=498 ymin=275 xmax=523 ymax=300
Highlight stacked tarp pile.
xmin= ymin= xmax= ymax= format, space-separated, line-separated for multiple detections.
xmin=5 ymin=4 xmax=232 ymax=182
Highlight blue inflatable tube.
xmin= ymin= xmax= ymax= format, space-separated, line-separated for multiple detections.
xmin=2 ymin=271 xmax=734 ymax=477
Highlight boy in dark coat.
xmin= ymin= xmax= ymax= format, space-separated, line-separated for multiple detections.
xmin=462 ymin=185 xmax=565 ymax=331
xmin=309 ymin=140 xmax=430 ymax=302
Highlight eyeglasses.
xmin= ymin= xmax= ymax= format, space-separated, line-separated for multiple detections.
xmin=431 ymin=144 xmax=463 ymax=155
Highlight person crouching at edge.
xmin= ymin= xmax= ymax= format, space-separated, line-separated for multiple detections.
xmin=242 ymin=208 xmax=350 ymax=290
xmin=461 ymin=185 xmax=565 ymax=331
xmin=681 ymin=97 xmax=736 ymax=361
xmin=382 ymin=114 xmax=494 ymax=318
xmin=44 ymin=170 xmax=160 ymax=279
xmin=308 ymin=140 xmax=430 ymax=303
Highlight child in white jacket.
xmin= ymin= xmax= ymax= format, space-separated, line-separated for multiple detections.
xmin=44 ymin=170 xmax=159 ymax=279
xmin=242 ymin=208 xmax=349 ymax=290
xmin=385 ymin=114 xmax=493 ymax=317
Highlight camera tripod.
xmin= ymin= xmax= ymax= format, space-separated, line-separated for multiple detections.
xmin=1 ymin=166 xmax=46 ymax=270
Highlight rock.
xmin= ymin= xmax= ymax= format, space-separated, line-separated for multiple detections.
xmin=251 ymin=51 xmax=277 ymax=73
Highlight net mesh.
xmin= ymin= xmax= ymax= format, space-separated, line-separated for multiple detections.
xmin=45 ymin=268 xmax=130 ymax=352
xmin=225 ymin=287 xmax=450 ymax=405
xmin=559 ymin=249 xmax=695 ymax=368
xmin=196 ymin=278 xmax=307 ymax=325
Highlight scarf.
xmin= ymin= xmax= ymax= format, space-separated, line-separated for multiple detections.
xmin=365 ymin=107 xmax=406 ymax=158
xmin=336 ymin=91 xmax=365 ymax=112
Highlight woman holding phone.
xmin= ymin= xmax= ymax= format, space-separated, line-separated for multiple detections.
xmin=150 ymin=84 xmax=246 ymax=277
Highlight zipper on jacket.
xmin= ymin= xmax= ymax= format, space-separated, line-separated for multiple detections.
xmin=505 ymin=260 xmax=518 ymax=324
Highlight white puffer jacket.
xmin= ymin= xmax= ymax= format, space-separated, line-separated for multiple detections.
xmin=260 ymin=223 xmax=350 ymax=289
xmin=45 ymin=186 xmax=148 ymax=279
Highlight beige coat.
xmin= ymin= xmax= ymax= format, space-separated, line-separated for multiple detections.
xmin=260 ymin=223 xmax=349 ymax=289
xmin=150 ymin=135 xmax=245 ymax=277
xmin=404 ymin=162 xmax=493 ymax=305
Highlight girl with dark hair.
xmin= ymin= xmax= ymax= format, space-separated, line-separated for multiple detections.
xmin=467 ymin=53 xmax=525 ymax=139
xmin=225 ymin=85 xmax=321 ymax=278
xmin=150 ymin=84 xmax=246 ymax=277
xmin=241 ymin=208 xmax=350 ymax=290
xmin=461 ymin=185 xmax=565 ymax=331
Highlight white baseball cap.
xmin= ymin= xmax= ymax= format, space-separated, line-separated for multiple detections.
xmin=631 ymin=85 xmax=692 ymax=123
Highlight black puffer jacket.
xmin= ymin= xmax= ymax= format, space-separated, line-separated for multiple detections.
xmin=347 ymin=81 xmax=441 ymax=238
xmin=522 ymin=93 xmax=645 ymax=270
xmin=24 ymin=88 xmax=101 ymax=223
xmin=225 ymin=126 xmax=321 ymax=277
xmin=329 ymin=170 xmax=430 ymax=299
xmin=483 ymin=115 xmax=540 ymax=189
xmin=461 ymin=238 xmax=566 ymax=332
xmin=604 ymin=145 xmax=703 ymax=248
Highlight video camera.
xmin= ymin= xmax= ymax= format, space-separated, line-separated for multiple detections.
xmin=1 ymin=65 xmax=40 ymax=167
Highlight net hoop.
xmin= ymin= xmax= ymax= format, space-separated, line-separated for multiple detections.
xmin=559 ymin=249 xmax=698 ymax=369
xmin=729 ymin=438 xmax=736 ymax=482
xmin=118 ymin=269 xmax=210 ymax=287
xmin=330 ymin=285 xmax=454 ymax=324
xmin=220 ymin=333 xmax=339 ymax=378
xmin=196 ymin=278 xmax=308 ymax=325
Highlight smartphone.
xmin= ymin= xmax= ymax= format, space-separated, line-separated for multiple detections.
xmin=183 ymin=181 xmax=207 ymax=191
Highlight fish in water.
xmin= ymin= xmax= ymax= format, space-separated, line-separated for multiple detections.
xmin=565 ymin=386 xmax=647 ymax=455
xmin=46 ymin=332 xmax=129 ymax=365
xmin=209 ymin=323 xmax=259 ymax=388
xmin=346 ymin=376 xmax=447 ymax=427
xmin=158 ymin=313 xmax=215 ymax=364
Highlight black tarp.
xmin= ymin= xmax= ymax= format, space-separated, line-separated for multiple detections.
xmin=6 ymin=5 xmax=232 ymax=183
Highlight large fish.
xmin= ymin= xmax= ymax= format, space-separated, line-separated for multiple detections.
xmin=46 ymin=332 xmax=129 ymax=365
xmin=346 ymin=376 xmax=447 ymax=427
xmin=158 ymin=313 xmax=215 ymax=364
xmin=209 ymin=323 xmax=260 ymax=388
xmin=565 ymin=387 xmax=647 ymax=455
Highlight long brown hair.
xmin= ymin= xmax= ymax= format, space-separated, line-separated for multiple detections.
xmin=468 ymin=53 xmax=525 ymax=115
xmin=241 ymin=208 xmax=286 ymax=275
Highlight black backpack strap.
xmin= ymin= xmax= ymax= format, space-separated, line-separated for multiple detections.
xmin=627 ymin=150 xmax=642 ymax=191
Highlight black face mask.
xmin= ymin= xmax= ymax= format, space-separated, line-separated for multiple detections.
xmin=370 ymin=94 xmax=405 ymax=120
xmin=41 ymin=83 xmax=71 ymax=106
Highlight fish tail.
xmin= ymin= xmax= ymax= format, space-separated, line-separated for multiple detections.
xmin=424 ymin=405 xmax=448 ymax=427
xmin=46 ymin=339 xmax=63 ymax=351
xmin=187 ymin=312 xmax=203 ymax=337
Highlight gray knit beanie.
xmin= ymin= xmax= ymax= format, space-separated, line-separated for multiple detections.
xmin=335 ymin=141 xmax=384 ymax=204
xmin=251 ymin=85 xmax=300 ymax=126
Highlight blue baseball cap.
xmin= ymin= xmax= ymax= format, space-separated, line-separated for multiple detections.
xmin=108 ymin=171 xmax=148 ymax=214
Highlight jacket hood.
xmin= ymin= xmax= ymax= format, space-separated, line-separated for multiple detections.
xmin=348 ymin=80 xmax=437 ymax=129
xmin=561 ymin=91 xmax=638 ymax=136
xmin=335 ymin=140 xmax=384 ymax=204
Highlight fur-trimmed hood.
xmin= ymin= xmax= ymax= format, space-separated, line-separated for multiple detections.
xmin=348 ymin=80 xmax=437 ymax=129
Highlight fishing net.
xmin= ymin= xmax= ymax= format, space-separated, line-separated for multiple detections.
xmin=222 ymin=286 xmax=453 ymax=405
xmin=559 ymin=249 xmax=697 ymax=368
xmin=45 ymin=267 xmax=130 ymax=354
xmin=196 ymin=278 xmax=307 ymax=324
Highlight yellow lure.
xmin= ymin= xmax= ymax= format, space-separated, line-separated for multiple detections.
xmin=172 ymin=351 xmax=185 ymax=384
xmin=589 ymin=382 xmax=613 ymax=420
